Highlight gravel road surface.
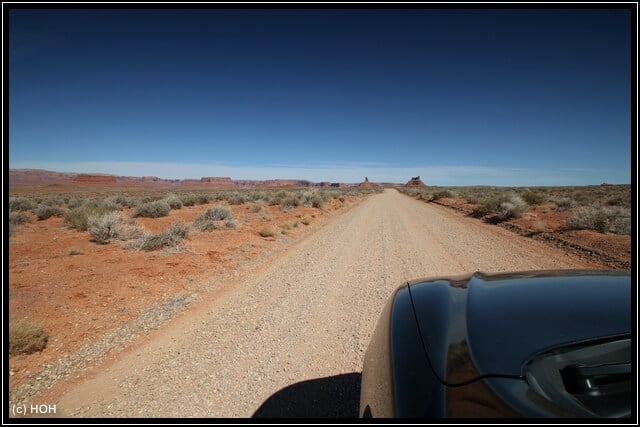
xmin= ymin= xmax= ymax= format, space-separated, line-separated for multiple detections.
xmin=48 ymin=189 xmax=595 ymax=418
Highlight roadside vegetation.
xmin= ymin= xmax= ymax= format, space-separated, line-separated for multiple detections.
xmin=398 ymin=185 xmax=631 ymax=236
xmin=8 ymin=187 xmax=381 ymax=251
xmin=9 ymin=318 xmax=48 ymax=355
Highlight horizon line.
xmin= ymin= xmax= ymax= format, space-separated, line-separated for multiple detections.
xmin=7 ymin=161 xmax=631 ymax=187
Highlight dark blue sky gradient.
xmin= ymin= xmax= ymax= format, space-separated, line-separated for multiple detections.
xmin=9 ymin=9 xmax=632 ymax=184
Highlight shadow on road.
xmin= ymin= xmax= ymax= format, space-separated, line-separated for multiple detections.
xmin=252 ymin=372 xmax=361 ymax=418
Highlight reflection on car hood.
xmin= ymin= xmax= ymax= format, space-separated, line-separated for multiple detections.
xmin=407 ymin=270 xmax=631 ymax=385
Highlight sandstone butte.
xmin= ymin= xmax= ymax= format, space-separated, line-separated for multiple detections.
xmin=405 ymin=176 xmax=426 ymax=187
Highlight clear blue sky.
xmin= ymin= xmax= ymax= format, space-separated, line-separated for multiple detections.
xmin=9 ymin=8 xmax=632 ymax=185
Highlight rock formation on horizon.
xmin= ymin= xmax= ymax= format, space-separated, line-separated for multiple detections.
xmin=405 ymin=176 xmax=426 ymax=187
xmin=358 ymin=177 xmax=379 ymax=188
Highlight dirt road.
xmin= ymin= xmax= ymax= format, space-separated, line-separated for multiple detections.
xmin=47 ymin=189 xmax=596 ymax=418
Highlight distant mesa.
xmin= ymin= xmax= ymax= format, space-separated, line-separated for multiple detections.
xmin=9 ymin=168 xmax=382 ymax=189
xmin=201 ymin=176 xmax=233 ymax=184
xmin=177 ymin=177 xmax=237 ymax=188
xmin=72 ymin=174 xmax=117 ymax=184
xmin=405 ymin=176 xmax=426 ymax=187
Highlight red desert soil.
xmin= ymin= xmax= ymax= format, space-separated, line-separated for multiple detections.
xmin=433 ymin=197 xmax=631 ymax=266
xmin=8 ymin=192 xmax=359 ymax=394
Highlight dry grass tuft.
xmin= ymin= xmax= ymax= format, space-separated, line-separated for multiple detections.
xmin=10 ymin=318 xmax=48 ymax=355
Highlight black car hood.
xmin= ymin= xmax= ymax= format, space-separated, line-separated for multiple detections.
xmin=407 ymin=270 xmax=631 ymax=385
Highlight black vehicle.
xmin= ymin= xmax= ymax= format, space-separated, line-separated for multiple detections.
xmin=360 ymin=270 xmax=632 ymax=418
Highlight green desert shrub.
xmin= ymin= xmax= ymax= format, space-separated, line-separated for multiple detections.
xmin=133 ymin=200 xmax=172 ymax=218
xmin=10 ymin=211 xmax=32 ymax=227
xmin=201 ymin=205 xmax=233 ymax=221
xmin=34 ymin=204 xmax=66 ymax=220
xmin=553 ymin=197 xmax=576 ymax=211
xmin=496 ymin=195 xmax=528 ymax=221
xmin=194 ymin=206 xmax=235 ymax=231
xmin=309 ymin=194 xmax=325 ymax=208
xmin=472 ymin=193 xmax=528 ymax=220
xmin=40 ymin=197 xmax=65 ymax=207
xmin=87 ymin=212 xmax=125 ymax=244
xmin=162 ymin=194 xmax=183 ymax=210
xmin=9 ymin=318 xmax=48 ymax=355
xmin=184 ymin=193 xmax=212 ymax=206
xmin=9 ymin=212 xmax=32 ymax=235
xmin=67 ymin=198 xmax=83 ymax=209
xmin=181 ymin=193 xmax=211 ymax=207
xmin=139 ymin=195 xmax=164 ymax=204
xmin=134 ymin=222 xmax=189 ymax=251
xmin=432 ymin=190 xmax=454 ymax=201
xmin=64 ymin=202 xmax=119 ymax=231
xmin=280 ymin=196 xmax=300 ymax=210
xmin=105 ymin=194 xmax=136 ymax=209
xmin=226 ymin=191 xmax=248 ymax=205
xmin=605 ymin=196 xmax=629 ymax=208
xmin=521 ymin=191 xmax=544 ymax=205
xmin=193 ymin=217 xmax=217 ymax=232
xmin=137 ymin=233 xmax=175 ymax=251
xmin=567 ymin=205 xmax=631 ymax=235
xmin=168 ymin=221 xmax=190 ymax=240
xmin=9 ymin=197 xmax=34 ymax=212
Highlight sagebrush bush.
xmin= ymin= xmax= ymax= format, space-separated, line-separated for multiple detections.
xmin=496 ymin=195 xmax=528 ymax=221
xmin=106 ymin=194 xmax=136 ymax=209
xmin=140 ymin=195 xmax=164 ymax=204
xmin=472 ymin=192 xmax=528 ymax=220
xmin=567 ymin=205 xmax=608 ymax=233
xmin=10 ymin=211 xmax=32 ymax=227
xmin=193 ymin=217 xmax=218 ymax=232
xmin=193 ymin=206 xmax=234 ymax=231
xmin=67 ymin=198 xmax=83 ymax=209
xmin=606 ymin=196 xmax=629 ymax=207
xmin=553 ymin=197 xmax=576 ymax=211
xmin=34 ymin=205 xmax=65 ymax=220
xmin=137 ymin=233 xmax=175 ymax=251
xmin=521 ymin=191 xmax=544 ymax=205
xmin=88 ymin=212 xmax=125 ymax=244
xmin=567 ymin=205 xmax=631 ymax=234
xmin=432 ymin=190 xmax=454 ymax=201
xmin=134 ymin=223 xmax=188 ymax=251
xmin=227 ymin=191 xmax=248 ymax=205
xmin=310 ymin=195 xmax=325 ymax=208
xmin=9 ymin=197 xmax=34 ymax=212
xmin=10 ymin=318 xmax=48 ymax=355
xmin=64 ymin=202 xmax=119 ymax=231
xmin=280 ymin=196 xmax=300 ymax=210
xmin=201 ymin=205 xmax=233 ymax=221
xmin=168 ymin=221 xmax=189 ymax=240
xmin=40 ymin=197 xmax=65 ymax=206
xmin=133 ymin=200 xmax=171 ymax=218
xmin=163 ymin=194 xmax=183 ymax=210
xmin=181 ymin=193 xmax=211 ymax=207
